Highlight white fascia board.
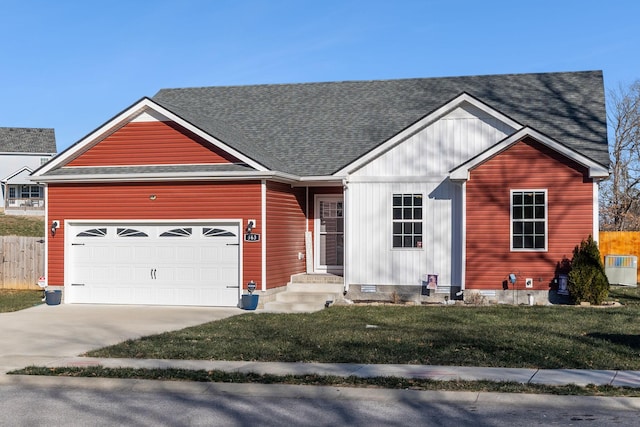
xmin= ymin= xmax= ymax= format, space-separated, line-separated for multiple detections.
xmin=335 ymin=93 xmax=522 ymax=176
xmin=29 ymin=170 xmax=302 ymax=184
xmin=449 ymin=127 xmax=610 ymax=181
xmin=346 ymin=175 xmax=445 ymax=183
xmin=292 ymin=176 xmax=345 ymax=187
xmin=32 ymin=98 xmax=269 ymax=177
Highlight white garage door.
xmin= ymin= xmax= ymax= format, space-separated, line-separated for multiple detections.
xmin=66 ymin=221 xmax=240 ymax=306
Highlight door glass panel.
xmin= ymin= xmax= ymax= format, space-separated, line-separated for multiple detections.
xmin=319 ymin=199 xmax=344 ymax=269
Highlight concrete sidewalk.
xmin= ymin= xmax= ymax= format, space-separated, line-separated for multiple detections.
xmin=4 ymin=356 xmax=640 ymax=388
xmin=2 ymin=304 xmax=640 ymax=391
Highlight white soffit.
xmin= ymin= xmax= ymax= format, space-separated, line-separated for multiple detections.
xmin=449 ymin=127 xmax=610 ymax=181
xmin=335 ymin=92 xmax=522 ymax=176
xmin=131 ymin=109 xmax=170 ymax=122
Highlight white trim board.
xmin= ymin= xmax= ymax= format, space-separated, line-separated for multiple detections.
xmin=449 ymin=127 xmax=609 ymax=181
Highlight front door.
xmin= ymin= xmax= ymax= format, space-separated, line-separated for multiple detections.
xmin=315 ymin=196 xmax=344 ymax=273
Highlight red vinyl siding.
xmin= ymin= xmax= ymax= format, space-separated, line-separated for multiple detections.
xmin=265 ymin=182 xmax=307 ymax=287
xmin=465 ymin=138 xmax=594 ymax=290
xmin=68 ymin=121 xmax=239 ymax=166
xmin=47 ymin=181 xmax=262 ymax=288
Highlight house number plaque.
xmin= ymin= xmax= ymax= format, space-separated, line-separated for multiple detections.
xmin=244 ymin=233 xmax=261 ymax=242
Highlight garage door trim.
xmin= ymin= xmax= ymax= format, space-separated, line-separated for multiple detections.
xmin=64 ymin=219 xmax=243 ymax=306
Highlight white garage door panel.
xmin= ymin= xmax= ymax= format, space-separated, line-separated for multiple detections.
xmin=67 ymin=222 xmax=240 ymax=306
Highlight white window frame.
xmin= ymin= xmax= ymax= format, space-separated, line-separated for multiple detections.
xmin=510 ymin=189 xmax=548 ymax=252
xmin=20 ymin=185 xmax=42 ymax=198
xmin=392 ymin=193 xmax=424 ymax=249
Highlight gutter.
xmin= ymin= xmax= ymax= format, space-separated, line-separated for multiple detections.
xmin=29 ymin=170 xmax=345 ymax=185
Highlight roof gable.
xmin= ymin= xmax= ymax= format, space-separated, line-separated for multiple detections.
xmin=33 ymin=98 xmax=269 ymax=178
xmin=152 ymin=71 xmax=608 ymax=176
xmin=449 ymin=127 xmax=609 ymax=181
xmin=2 ymin=166 xmax=33 ymax=182
xmin=67 ymin=120 xmax=241 ymax=167
xmin=338 ymin=93 xmax=521 ymax=175
xmin=34 ymin=71 xmax=609 ymax=181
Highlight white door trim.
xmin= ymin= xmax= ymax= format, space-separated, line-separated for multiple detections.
xmin=314 ymin=195 xmax=344 ymax=274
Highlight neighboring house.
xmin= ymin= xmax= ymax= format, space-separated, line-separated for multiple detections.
xmin=0 ymin=127 xmax=57 ymax=215
xmin=30 ymin=71 xmax=609 ymax=306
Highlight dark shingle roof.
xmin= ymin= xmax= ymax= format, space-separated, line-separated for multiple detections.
xmin=0 ymin=127 xmax=57 ymax=153
xmin=151 ymin=71 xmax=606 ymax=176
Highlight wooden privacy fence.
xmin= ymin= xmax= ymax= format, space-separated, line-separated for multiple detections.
xmin=599 ymin=231 xmax=640 ymax=284
xmin=0 ymin=236 xmax=45 ymax=289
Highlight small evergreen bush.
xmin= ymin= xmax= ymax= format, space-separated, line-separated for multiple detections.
xmin=568 ymin=235 xmax=609 ymax=305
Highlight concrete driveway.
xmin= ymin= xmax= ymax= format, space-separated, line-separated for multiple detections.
xmin=0 ymin=304 xmax=244 ymax=373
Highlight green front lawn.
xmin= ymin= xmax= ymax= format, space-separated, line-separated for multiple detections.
xmin=88 ymin=300 xmax=640 ymax=370
xmin=14 ymin=366 xmax=639 ymax=397
xmin=0 ymin=289 xmax=43 ymax=312
xmin=0 ymin=214 xmax=44 ymax=237
xmin=609 ymin=285 xmax=640 ymax=306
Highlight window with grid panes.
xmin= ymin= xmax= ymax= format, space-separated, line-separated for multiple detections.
xmin=511 ymin=190 xmax=547 ymax=250
xmin=392 ymin=193 xmax=423 ymax=248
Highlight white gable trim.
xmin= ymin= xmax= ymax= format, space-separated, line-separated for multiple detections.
xmin=334 ymin=93 xmax=522 ymax=176
xmin=3 ymin=166 xmax=33 ymax=182
xmin=32 ymin=98 xmax=269 ymax=177
xmin=449 ymin=127 xmax=609 ymax=181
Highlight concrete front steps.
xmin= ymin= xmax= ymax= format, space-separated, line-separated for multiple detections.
xmin=263 ymin=274 xmax=344 ymax=313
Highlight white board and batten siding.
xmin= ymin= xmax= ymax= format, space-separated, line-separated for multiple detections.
xmin=345 ymin=103 xmax=515 ymax=288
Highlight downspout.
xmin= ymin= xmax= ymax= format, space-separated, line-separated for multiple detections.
xmin=593 ymin=180 xmax=600 ymax=243
xmin=44 ymin=185 xmax=49 ymax=287
xmin=304 ymin=186 xmax=315 ymax=274
xmin=1 ymin=181 xmax=5 ymax=211
xmin=305 ymin=186 xmax=309 ymax=233
xmin=460 ymin=181 xmax=467 ymax=293
xmin=305 ymin=186 xmax=313 ymax=273
xmin=342 ymin=177 xmax=349 ymax=293
xmin=261 ymin=179 xmax=267 ymax=292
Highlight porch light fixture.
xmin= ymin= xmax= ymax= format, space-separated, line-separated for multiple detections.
xmin=246 ymin=219 xmax=256 ymax=233
xmin=149 ymin=194 xmax=157 ymax=200
xmin=51 ymin=220 xmax=60 ymax=237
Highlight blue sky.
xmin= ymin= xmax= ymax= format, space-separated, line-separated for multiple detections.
xmin=1 ymin=0 xmax=638 ymax=151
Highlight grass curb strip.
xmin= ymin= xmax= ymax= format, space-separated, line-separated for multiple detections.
xmin=9 ymin=366 xmax=640 ymax=397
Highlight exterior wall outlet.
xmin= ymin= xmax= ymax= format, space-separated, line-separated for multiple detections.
xmin=525 ymin=278 xmax=533 ymax=288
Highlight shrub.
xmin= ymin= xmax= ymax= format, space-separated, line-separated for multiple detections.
xmin=568 ymin=235 xmax=609 ymax=305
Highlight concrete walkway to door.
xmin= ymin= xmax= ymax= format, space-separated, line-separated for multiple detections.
xmin=0 ymin=304 xmax=244 ymax=374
